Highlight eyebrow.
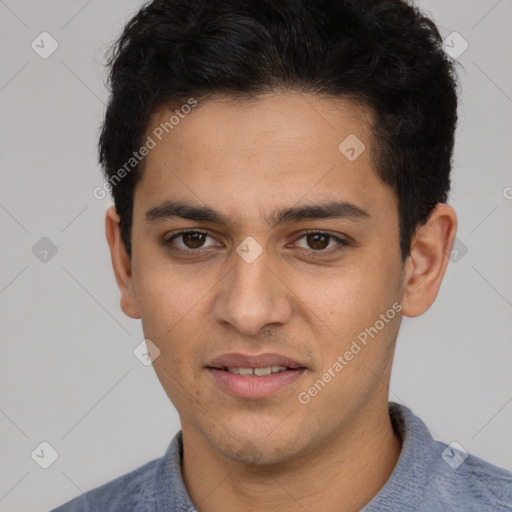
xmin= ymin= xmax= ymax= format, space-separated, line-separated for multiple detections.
xmin=145 ymin=199 xmax=370 ymax=227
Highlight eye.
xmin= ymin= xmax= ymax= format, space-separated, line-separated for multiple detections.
xmin=163 ymin=229 xmax=349 ymax=258
xmin=164 ymin=230 xmax=218 ymax=252
xmin=292 ymin=231 xmax=348 ymax=254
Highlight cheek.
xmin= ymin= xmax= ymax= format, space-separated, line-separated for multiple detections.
xmin=295 ymin=255 xmax=401 ymax=356
xmin=136 ymin=268 xmax=204 ymax=405
xmin=131 ymin=251 xmax=214 ymax=375
xmin=132 ymin=249 xmax=206 ymax=336
xmin=296 ymin=267 xmax=378 ymax=324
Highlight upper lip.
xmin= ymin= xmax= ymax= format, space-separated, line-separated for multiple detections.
xmin=206 ymin=352 xmax=305 ymax=369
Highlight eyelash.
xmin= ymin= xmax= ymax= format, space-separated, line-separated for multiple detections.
xmin=163 ymin=230 xmax=349 ymax=258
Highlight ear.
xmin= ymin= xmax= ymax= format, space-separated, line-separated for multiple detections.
xmin=401 ymin=203 xmax=457 ymax=317
xmin=105 ymin=206 xmax=140 ymax=319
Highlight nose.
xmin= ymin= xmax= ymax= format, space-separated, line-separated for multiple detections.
xmin=212 ymin=247 xmax=293 ymax=337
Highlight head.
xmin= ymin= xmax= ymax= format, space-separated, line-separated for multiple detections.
xmin=103 ymin=0 xmax=458 ymax=465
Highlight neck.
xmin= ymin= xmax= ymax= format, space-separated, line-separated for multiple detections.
xmin=181 ymin=399 xmax=402 ymax=512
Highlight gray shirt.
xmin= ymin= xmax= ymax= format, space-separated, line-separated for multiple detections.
xmin=51 ymin=403 xmax=512 ymax=511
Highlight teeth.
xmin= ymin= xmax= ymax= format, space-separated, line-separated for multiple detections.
xmin=254 ymin=367 xmax=272 ymax=376
xmin=226 ymin=365 xmax=289 ymax=376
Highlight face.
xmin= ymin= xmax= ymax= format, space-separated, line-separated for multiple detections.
xmin=121 ymin=93 xmax=407 ymax=464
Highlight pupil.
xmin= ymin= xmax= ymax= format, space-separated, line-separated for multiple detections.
xmin=307 ymin=233 xmax=328 ymax=250
xmin=184 ymin=232 xmax=205 ymax=248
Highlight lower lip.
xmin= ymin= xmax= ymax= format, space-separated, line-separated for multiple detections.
xmin=207 ymin=368 xmax=306 ymax=399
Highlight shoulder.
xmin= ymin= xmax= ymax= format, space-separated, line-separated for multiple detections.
xmin=382 ymin=404 xmax=512 ymax=512
xmin=424 ymin=440 xmax=512 ymax=511
xmin=50 ymin=431 xmax=197 ymax=512
xmin=50 ymin=457 xmax=161 ymax=512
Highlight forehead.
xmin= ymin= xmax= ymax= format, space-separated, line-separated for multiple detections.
xmin=145 ymin=92 xmax=373 ymax=165
xmin=135 ymin=92 xmax=395 ymax=227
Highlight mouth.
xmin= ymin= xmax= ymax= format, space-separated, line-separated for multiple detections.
xmin=206 ymin=353 xmax=307 ymax=399
xmin=215 ymin=365 xmax=296 ymax=376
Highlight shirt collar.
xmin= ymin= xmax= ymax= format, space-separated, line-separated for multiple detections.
xmin=362 ymin=402 xmax=436 ymax=511
xmin=153 ymin=402 xmax=435 ymax=511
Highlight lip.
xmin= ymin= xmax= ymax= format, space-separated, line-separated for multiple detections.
xmin=206 ymin=352 xmax=304 ymax=369
xmin=206 ymin=352 xmax=307 ymax=399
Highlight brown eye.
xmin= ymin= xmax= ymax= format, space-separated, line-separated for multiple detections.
xmin=165 ymin=230 xmax=217 ymax=252
xmin=293 ymin=231 xmax=348 ymax=254
xmin=181 ymin=232 xmax=207 ymax=249
xmin=306 ymin=233 xmax=330 ymax=250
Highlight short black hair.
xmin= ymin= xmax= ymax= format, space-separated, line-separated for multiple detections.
xmin=99 ymin=0 xmax=460 ymax=259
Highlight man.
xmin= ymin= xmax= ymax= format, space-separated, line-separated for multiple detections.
xmin=53 ymin=0 xmax=512 ymax=510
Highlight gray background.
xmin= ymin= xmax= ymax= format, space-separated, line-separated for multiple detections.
xmin=1 ymin=0 xmax=511 ymax=510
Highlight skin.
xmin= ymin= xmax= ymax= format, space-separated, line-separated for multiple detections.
xmin=106 ymin=92 xmax=457 ymax=511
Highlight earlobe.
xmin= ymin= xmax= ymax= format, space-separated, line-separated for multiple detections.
xmin=401 ymin=203 xmax=457 ymax=318
xmin=105 ymin=206 xmax=141 ymax=319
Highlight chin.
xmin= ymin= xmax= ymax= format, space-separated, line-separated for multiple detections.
xmin=221 ymin=441 xmax=302 ymax=467
xmin=202 ymin=420 xmax=310 ymax=467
